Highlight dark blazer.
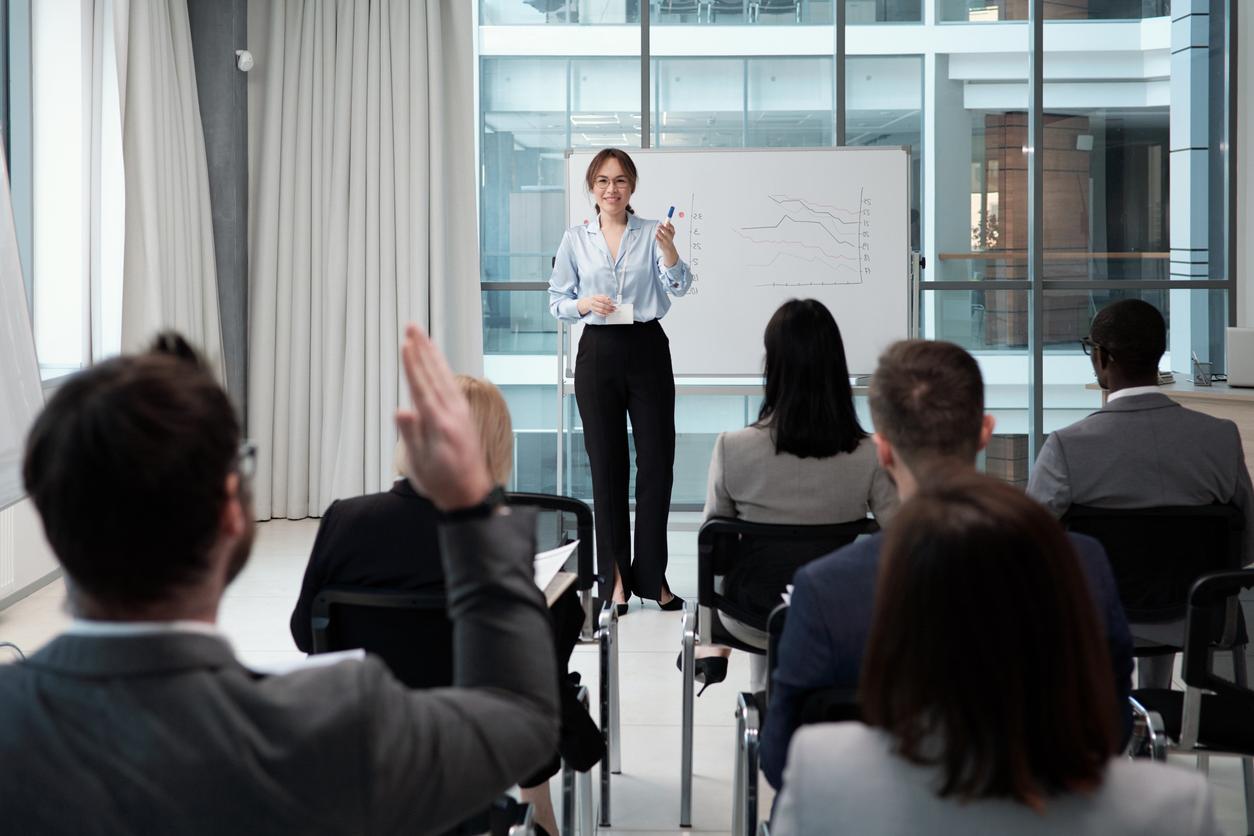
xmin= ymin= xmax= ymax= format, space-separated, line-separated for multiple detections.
xmin=290 ymin=479 xmax=444 ymax=652
xmin=0 ymin=511 xmax=559 ymax=835
xmin=760 ymin=531 xmax=1134 ymax=790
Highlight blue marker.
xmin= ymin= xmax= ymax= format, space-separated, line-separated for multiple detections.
xmin=667 ymin=206 xmax=675 ymax=223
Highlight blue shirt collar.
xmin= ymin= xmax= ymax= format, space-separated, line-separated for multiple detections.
xmin=584 ymin=213 xmax=644 ymax=235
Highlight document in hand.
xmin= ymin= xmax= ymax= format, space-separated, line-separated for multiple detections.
xmin=534 ymin=541 xmax=579 ymax=590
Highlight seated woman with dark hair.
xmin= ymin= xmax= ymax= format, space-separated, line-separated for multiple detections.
xmin=290 ymin=376 xmax=599 ymax=836
xmin=690 ymin=299 xmax=897 ymax=694
xmin=772 ymin=472 xmax=1218 ymax=836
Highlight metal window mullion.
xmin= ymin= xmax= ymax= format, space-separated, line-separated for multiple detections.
xmin=834 ymin=0 xmax=845 ymax=145
xmin=641 ymin=1 xmax=650 ymax=149
xmin=741 ymin=58 xmax=747 ymax=147
xmin=1226 ymin=0 xmax=1238 ymax=324
xmin=1027 ymin=0 xmax=1044 ymax=462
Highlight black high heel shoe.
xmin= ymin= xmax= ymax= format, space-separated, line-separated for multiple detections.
xmin=675 ymin=652 xmax=728 ymax=697
xmin=657 ymin=594 xmax=686 ymax=611
xmin=642 ymin=591 xmax=692 ymax=611
xmin=614 ymin=601 xmax=629 ymax=617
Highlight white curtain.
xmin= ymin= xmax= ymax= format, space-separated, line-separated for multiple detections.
xmin=248 ymin=0 xmax=483 ymax=520
xmin=110 ymin=0 xmax=224 ymax=376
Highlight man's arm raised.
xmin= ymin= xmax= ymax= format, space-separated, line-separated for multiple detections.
xmin=366 ymin=325 xmax=560 ymax=833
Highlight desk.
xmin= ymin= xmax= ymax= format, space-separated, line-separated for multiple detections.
xmin=1090 ymin=382 xmax=1254 ymax=476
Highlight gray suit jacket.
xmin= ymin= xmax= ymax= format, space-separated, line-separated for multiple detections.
xmin=1027 ymin=393 xmax=1254 ymax=564
xmin=0 ymin=510 xmax=559 ymax=835
xmin=704 ymin=429 xmax=898 ymax=525
xmin=772 ymin=723 xmax=1220 ymax=836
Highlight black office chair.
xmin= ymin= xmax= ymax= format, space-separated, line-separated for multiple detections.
xmin=310 ymin=589 xmax=532 ymax=836
xmin=449 ymin=795 xmax=536 ymax=836
xmin=732 ymin=603 xmax=859 ymax=836
xmin=310 ymin=589 xmax=577 ymax=835
xmin=1129 ymin=569 xmax=1254 ymax=834
xmin=748 ymin=0 xmax=801 ymax=23
xmin=507 ymin=492 xmax=595 ymax=636
xmin=1062 ymin=503 xmax=1246 ymax=683
xmin=680 ymin=516 xmax=877 ymax=827
xmin=310 ymin=587 xmax=450 ymax=689
xmin=660 ymin=0 xmax=712 ymax=23
xmin=709 ymin=0 xmax=749 ymax=22
xmin=506 ymin=491 xmax=619 ymax=830
xmin=732 ymin=602 xmax=785 ymax=836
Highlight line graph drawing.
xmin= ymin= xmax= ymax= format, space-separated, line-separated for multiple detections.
xmin=732 ymin=191 xmax=871 ymax=284
xmin=767 ymin=195 xmax=860 ymax=226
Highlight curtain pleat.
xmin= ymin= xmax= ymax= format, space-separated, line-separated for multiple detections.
xmin=113 ymin=0 xmax=224 ymax=379
xmin=249 ymin=0 xmax=482 ymax=520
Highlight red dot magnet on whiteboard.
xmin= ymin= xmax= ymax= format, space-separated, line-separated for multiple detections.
xmin=678 ymin=212 xmax=686 ymax=219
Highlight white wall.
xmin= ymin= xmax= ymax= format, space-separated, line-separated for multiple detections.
xmin=0 ymin=498 xmax=59 ymax=610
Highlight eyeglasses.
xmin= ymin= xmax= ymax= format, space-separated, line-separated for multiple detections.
xmin=1079 ymin=337 xmax=1113 ymax=361
xmin=593 ymin=176 xmax=631 ymax=192
xmin=236 ymin=441 xmax=257 ymax=482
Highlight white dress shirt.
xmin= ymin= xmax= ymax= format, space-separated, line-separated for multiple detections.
xmin=1106 ymin=384 xmax=1162 ymax=402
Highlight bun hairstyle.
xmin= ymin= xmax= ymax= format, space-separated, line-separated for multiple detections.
xmin=585 ymin=148 xmax=638 ymax=215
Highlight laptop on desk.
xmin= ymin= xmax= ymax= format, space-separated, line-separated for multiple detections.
xmin=1229 ymin=328 xmax=1254 ymax=387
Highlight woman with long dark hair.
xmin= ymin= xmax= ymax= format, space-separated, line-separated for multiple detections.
xmin=548 ymin=148 xmax=692 ymax=613
xmin=689 ymin=299 xmax=897 ymax=693
xmin=772 ymin=472 xmax=1218 ymax=836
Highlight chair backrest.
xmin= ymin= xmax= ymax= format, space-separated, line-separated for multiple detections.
xmin=1182 ymin=570 xmax=1254 ymax=708
xmin=508 ymin=491 xmax=595 ymax=593
xmin=698 ymin=516 xmax=878 ymax=633
xmin=752 ymin=0 xmax=800 ymax=13
xmin=1062 ymin=503 xmax=1244 ymax=623
xmin=444 ymin=796 xmax=534 ymax=836
xmin=765 ymin=603 xmax=788 ymax=704
xmin=310 ymin=587 xmax=451 ymax=689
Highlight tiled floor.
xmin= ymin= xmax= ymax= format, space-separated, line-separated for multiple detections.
xmin=0 ymin=518 xmax=1250 ymax=835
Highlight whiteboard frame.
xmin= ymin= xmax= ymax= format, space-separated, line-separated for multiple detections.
xmin=554 ymin=145 xmax=917 ymax=495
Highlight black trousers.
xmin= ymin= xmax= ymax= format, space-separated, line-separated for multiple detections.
xmin=574 ymin=320 xmax=676 ymax=600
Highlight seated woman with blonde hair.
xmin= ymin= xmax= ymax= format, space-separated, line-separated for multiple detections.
xmin=290 ymin=375 xmax=598 ymax=836
xmin=290 ymin=375 xmax=513 ymax=655
xmin=772 ymin=471 xmax=1219 ymax=836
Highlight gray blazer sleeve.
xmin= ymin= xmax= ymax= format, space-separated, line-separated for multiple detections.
xmin=867 ymin=465 xmax=899 ymax=525
xmin=703 ymin=433 xmax=735 ymax=519
xmin=1026 ymin=432 xmax=1072 ymax=517
xmin=363 ymin=508 xmax=560 ymax=834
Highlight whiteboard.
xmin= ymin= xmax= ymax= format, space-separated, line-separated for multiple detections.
xmin=565 ymin=147 xmax=912 ymax=376
xmin=0 ymin=155 xmax=42 ymax=511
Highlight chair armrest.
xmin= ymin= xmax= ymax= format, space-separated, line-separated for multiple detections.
xmin=1126 ymin=697 xmax=1168 ymax=760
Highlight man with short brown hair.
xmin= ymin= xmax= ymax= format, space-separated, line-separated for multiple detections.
xmin=759 ymin=339 xmax=1133 ymax=790
xmin=0 ymin=327 xmax=558 ymax=834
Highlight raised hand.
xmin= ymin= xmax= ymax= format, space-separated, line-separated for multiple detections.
xmin=395 ymin=324 xmax=493 ymax=511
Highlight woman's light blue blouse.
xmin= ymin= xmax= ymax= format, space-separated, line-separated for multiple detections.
xmin=548 ymin=213 xmax=692 ymax=324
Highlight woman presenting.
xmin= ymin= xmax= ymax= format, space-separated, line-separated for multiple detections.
xmin=549 ymin=148 xmax=692 ymax=614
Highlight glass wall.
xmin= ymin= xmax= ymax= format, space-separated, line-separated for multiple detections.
xmin=478 ymin=0 xmax=1231 ymax=498
xmin=479 ymin=0 xmax=928 ymax=26
xmin=939 ymin=0 xmax=1169 ymax=22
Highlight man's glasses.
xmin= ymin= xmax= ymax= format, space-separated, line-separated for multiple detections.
xmin=1080 ymin=337 xmax=1113 ymax=361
